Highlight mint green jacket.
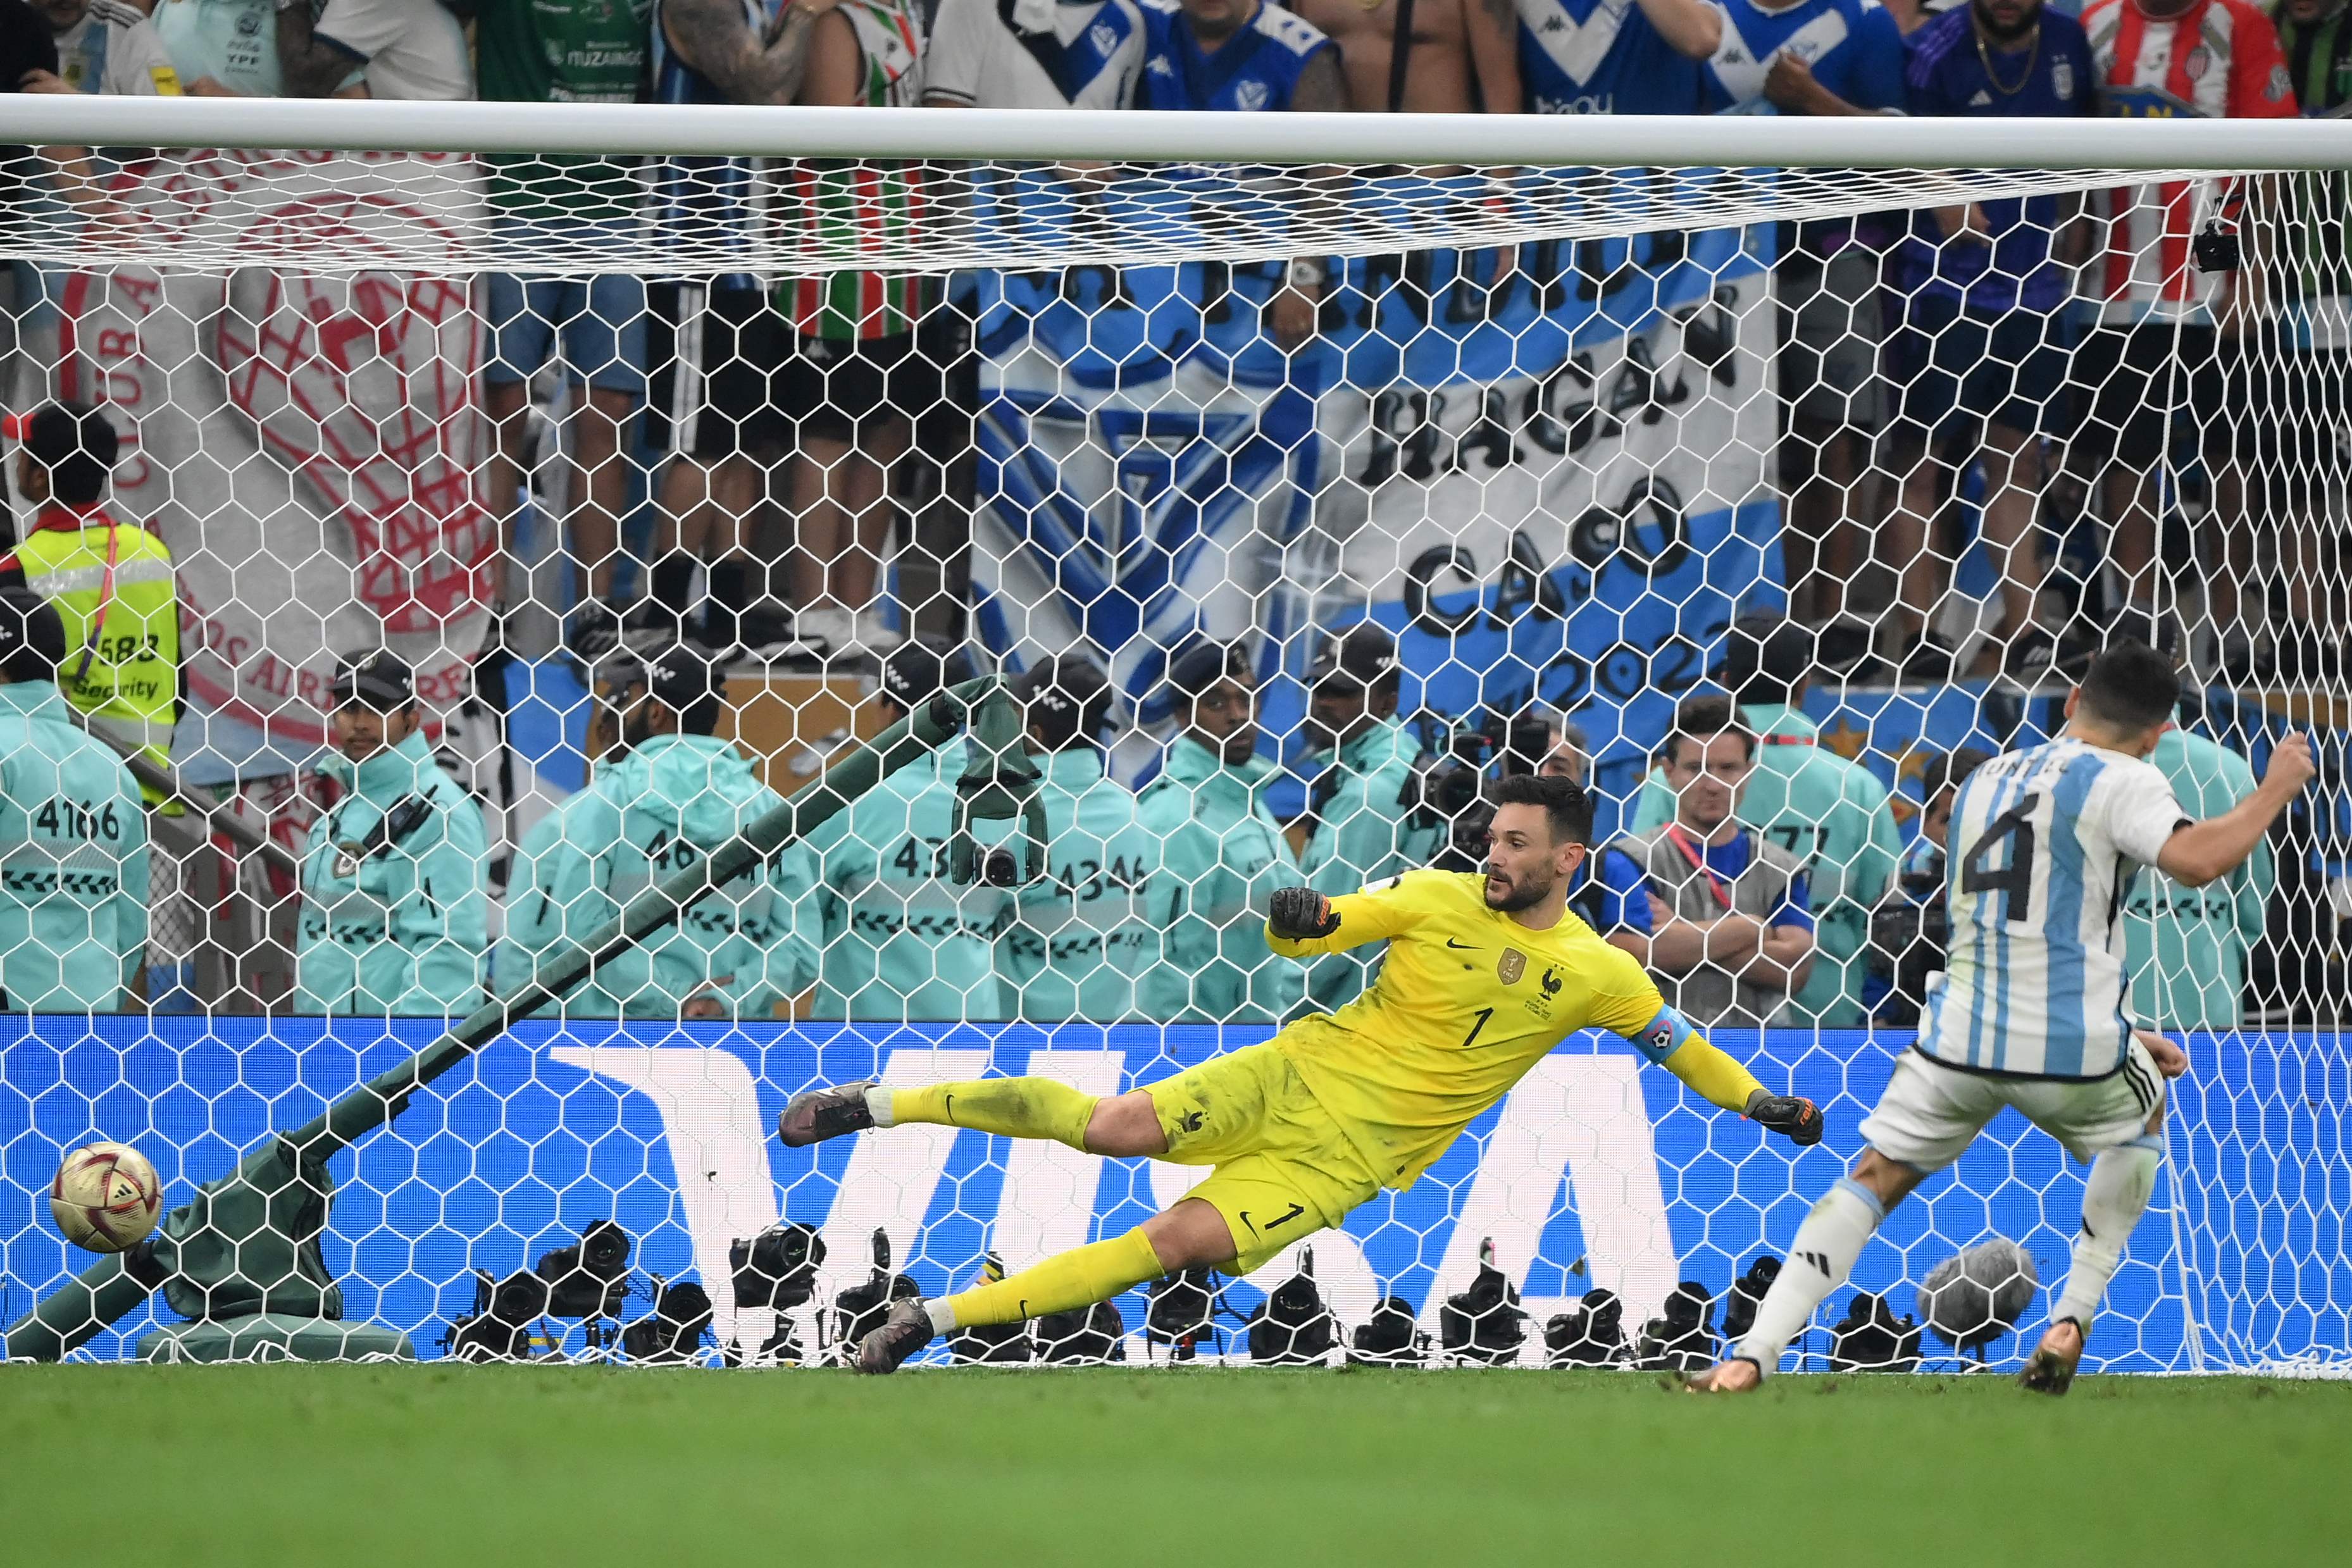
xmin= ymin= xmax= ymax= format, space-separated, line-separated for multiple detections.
xmin=502 ymin=734 xmax=818 ymax=1020
xmin=1297 ymin=716 xmax=1441 ymax=1011
xmin=1630 ymin=702 xmax=1900 ymax=1026
xmin=0 ymin=681 xmax=148 ymax=1010
xmin=1000 ymin=748 xmax=1157 ymax=1021
xmin=2124 ymin=727 xmax=2272 ymax=1029
xmin=296 ymin=728 xmax=488 ymax=1017
xmin=1136 ymin=737 xmax=1304 ymax=1024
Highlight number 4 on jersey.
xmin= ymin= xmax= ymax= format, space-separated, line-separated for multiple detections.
xmin=1960 ymin=792 xmax=2039 ymax=925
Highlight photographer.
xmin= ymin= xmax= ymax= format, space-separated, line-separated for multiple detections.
xmin=0 ymin=588 xmax=147 ymax=1010
xmin=1295 ymin=624 xmax=1441 ymax=1010
xmin=803 ymin=638 xmax=1020 ymax=1021
xmin=503 ymin=645 xmax=817 ymax=1020
xmin=1871 ymin=747 xmax=1984 ymax=1028
xmin=296 ymin=652 xmax=488 ymax=1017
xmin=1000 ymin=653 xmax=1157 ymax=1022
xmin=1136 ymin=640 xmax=1303 ymax=1024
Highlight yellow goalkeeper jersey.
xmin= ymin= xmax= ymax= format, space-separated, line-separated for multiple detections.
xmin=1266 ymin=868 xmax=1682 ymax=1189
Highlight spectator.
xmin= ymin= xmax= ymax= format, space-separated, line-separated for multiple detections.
xmin=296 ymin=652 xmax=489 ymax=1016
xmin=0 ymin=404 xmax=178 ymax=795
xmin=1534 ymin=711 xmax=1590 ymax=783
xmin=1137 ymin=639 xmax=1304 ymax=1023
xmin=1882 ymin=0 xmax=2094 ymax=680
xmin=2256 ymin=0 xmax=2351 ymax=681
xmin=1000 ymin=653 xmax=1157 ymax=1021
xmin=473 ymin=0 xmax=652 ymax=663
xmin=1291 ymin=0 xmax=1518 ymax=113
xmin=1871 ymin=744 xmax=1986 ymax=1026
xmin=641 ymin=0 xmax=841 ymax=663
xmin=779 ymin=0 xmax=934 ymax=662
xmin=924 ymin=0 xmax=1146 ymax=108
xmin=1608 ymin=695 xmax=1815 ymax=1028
xmin=1702 ymin=0 xmax=1904 ymax=668
xmin=1136 ymin=0 xmax=1348 ymax=352
xmin=1629 ymin=614 xmax=1897 ymax=1024
xmin=2076 ymin=0 xmax=2295 ymax=659
xmin=504 ymin=645 xmax=818 ymax=1017
xmin=0 ymin=588 xmax=148 ymax=1011
xmin=277 ymin=0 xmax=473 ymax=99
xmin=84 ymin=0 xmax=290 ymax=96
xmin=2124 ymin=712 xmax=2274 ymax=1028
xmin=28 ymin=0 xmax=144 ymax=95
xmin=801 ymin=635 xmax=1022 ymax=1021
xmin=3 ymin=0 xmax=113 ymax=375
xmin=1294 ymin=623 xmax=1441 ymax=1010
xmin=1513 ymin=0 xmax=1719 ymax=114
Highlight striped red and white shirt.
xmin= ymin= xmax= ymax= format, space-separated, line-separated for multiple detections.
xmin=2083 ymin=0 xmax=2297 ymax=323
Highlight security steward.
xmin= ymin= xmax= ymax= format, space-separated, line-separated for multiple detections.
xmin=0 ymin=402 xmax=178 ymax=796
xmin=296 ymin=651 xmax=489 ymax=1017
xmin=0 ymin=588 xmax=149 ymax=1010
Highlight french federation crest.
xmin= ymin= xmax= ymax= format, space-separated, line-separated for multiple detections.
xmin=1498 ymin=949 xmax=1527 ymax=985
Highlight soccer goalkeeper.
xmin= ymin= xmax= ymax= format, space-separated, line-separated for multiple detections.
xmin=778 ymin=773 xmax=1825 ymax=1373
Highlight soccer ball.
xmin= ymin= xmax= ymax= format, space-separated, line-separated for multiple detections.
xmin=50 ymin=1142 xmax=163 ymax=1254
xmin=1919 ymin=1237 xmax=2039 ymax=1356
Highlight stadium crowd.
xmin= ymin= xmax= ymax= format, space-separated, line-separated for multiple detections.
xmin=0 ymin=0 xmax=2325 ymax=1027
xmin=2 ymin=0 xmax=2348 ymax=681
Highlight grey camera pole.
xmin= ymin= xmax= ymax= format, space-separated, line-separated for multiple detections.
xmin=6 ymin=676 xmax=1023 ymax=1362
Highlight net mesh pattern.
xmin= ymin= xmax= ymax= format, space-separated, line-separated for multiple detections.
xmin=0 ymin=137 xmax=2345 ymax=1375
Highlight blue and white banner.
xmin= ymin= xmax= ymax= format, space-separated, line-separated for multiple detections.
xmin=967 ymin=170 xmax=1783 ymax=778
xmin=9 ymin=1018 xmax=2337 ymax=1371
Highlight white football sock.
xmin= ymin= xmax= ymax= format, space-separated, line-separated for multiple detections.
xmin=1737 ymin=1178 xmax=1886 ymax=1372
xmin=924 ymin=1297 xmax=957 ymax=1335
xmin=2051 ymin=1137 xmax=2162 ymax=1331
xmin=867 ymin=1085 xmax=896 ymax=1128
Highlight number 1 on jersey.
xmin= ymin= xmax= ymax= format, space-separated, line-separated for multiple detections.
xmin=1460 ymin=1007 xmax=1495 ymax=1048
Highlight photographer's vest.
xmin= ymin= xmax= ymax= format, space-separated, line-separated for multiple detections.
xmin=5 ymin=506 xmax=178 ymax=796
xmin=1613 ymin=824 xmax=1807 ymax=1028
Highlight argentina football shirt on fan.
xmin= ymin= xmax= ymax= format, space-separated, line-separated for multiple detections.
xmin=1136 ymin=0 xmax=1338 ymax=109
xmin=1927 ymin=737 xmax=2191 ymax=1080
xmin=1514 ymin=0 xmax=1717 ymax=113
xmin=926 ymin=0 xmax=1147 ymax=108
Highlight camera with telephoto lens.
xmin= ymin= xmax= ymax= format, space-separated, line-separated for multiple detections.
xmin=1349 ymin=1294 xmax=1429 ymax=1368
xmin=1870 ymin=854 xmax=1950 ymax=1028
xmin=535 ymin=1219 xmax=632 ymax=1321
xmin=1245 ymin=1248 xmax=1335 ymax=1366
xmin=1398 ymin=709 xmax=1555 ymax=872
xmin=725 ymin=1221 xmax=826 ymax=1365
xmin=1543 ymin=1286 xmax=1629 ymax=1367
xmin=1438 ymin=1236 xmax=1529 ymax=1365
xmin=1829 ymin=1291 xmax=1922 ymax=1372
xmin=831 ymin=1228 xmax=921 ymax=1360
xmin=1636 ymin=1280 xmax=1717 ymax=1372
xmin=442 ymin=1269 xmax=551 ymax=1362
xmin=621 ymin=1279 xmax=715 ymax=1364
xmin=1145 ymin=1266 xmax=1230 ymax=1362
xmin=979 ymin=844 xmax=1023 ymax=888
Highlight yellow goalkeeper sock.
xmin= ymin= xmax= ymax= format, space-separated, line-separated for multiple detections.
xmin=880 ymin=1076 xmax=1100 ymax=1151
xmin=1662 ymin=1035 xmax=1767 ymax=1114
xmin=933 ymin=1227 xmax=1166 ymax=1332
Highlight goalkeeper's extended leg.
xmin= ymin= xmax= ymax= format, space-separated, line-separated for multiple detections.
xmin=1689 ymin=1150 xmax=1923 ymax=1393
xmin=852 ymin=1198 xmax=1235 ymax=1374
xmin=778 ymin=1077 xmax=1144 ymax=1153
xmin=2021 ymin=1133 xmax=2163 ymax=1397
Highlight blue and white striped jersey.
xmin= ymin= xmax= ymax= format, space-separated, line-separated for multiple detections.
xmin=1926 ymin=737 xmax=2189 ymax=1081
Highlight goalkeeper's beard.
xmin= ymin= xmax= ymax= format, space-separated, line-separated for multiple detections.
xmin=1484 ymin=866 xmax=1554 ymax=913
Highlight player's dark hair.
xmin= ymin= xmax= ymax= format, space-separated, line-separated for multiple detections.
xmin=1490 ymin=772 xmax=1593 ymax=848
xmin=2077 ymin=640 xmax=2180 ymax=733
xmin=1664 ymin=695 xmax=1753 ymax=767
xmin=1919 ymin=747 xmax=1992 ymax=811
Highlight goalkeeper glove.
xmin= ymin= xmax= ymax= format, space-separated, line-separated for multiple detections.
xmin=1745 ymin=1090 xmax=1824 ymax=1147
xmin=1268 ymin=887 xmax=1341 ymax=941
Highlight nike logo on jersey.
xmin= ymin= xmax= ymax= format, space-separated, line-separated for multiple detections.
xmin=1177 ymin=1109 xmax=1204 ymax=1133
xmin=1242 ymin=1202 xmax=1306 ymax=1234
xmin=1446 ymin=938 xmax=1478 ymax=949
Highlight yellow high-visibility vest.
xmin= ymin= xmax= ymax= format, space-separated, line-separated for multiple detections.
xmin=9 ymin=506 xmax=180 ymax=795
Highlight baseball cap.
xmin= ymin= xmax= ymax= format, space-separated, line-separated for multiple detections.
xmin=879 ymin=636 xmax=976 ymax=716
xmin=0 ymin=587 xmax=68 ymax=683
xmin=1012 ymin=652 xmax=1112 ymax=751
xmin=329 ymin=650 xmax=416 ymax=711
xmin=1307 ymin=623 xmax=1402 ymax=690
xmin=1163 ymin=638 xmax=1251 ymax=704
xmin=1719 ymin=611 xmax=1814 ymax=704
xmin=3 ymin=402 xmax=120 ymax=505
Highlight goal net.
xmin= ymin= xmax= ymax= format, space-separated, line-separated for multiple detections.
xmin=0 ymin=101 xmax=2344 ymax=1375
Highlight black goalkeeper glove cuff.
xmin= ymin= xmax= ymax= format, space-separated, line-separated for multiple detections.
xmin=1745 ymin=1090 xmax=1824 ymax=1147
xmin=1268 ymin=887 xmax=1341 ymax=941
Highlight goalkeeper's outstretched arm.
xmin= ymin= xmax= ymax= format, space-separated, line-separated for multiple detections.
xmin=1264 ymin=884 xmax=1421 ymax=956
xmin=1636 ymin=1006 xmax=1824 ymax=1147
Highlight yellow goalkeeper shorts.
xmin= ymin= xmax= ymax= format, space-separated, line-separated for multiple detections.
xmin=1144 ymin=1042 xmax=1379 ymax=1276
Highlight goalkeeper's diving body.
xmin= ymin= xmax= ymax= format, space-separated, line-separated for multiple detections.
xmin=776 ymin=773 xmax=1826 ymax=1374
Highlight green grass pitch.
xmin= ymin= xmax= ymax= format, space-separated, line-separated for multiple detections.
xmin=3 ymin=1366 xmax=2346 ymax=1565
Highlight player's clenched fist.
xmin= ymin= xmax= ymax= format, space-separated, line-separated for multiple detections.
xmin=1268 ymin=887 xmax=1341 ymax=941
xmin=2266 ymin=731 xmax=2317 ymax=795
xmin=1744 ymin=1090 xmax=1824 ymax=1147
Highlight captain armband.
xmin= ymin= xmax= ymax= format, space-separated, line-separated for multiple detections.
xmin=1633 ymin=1006 xmax=1698 ymax=1067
